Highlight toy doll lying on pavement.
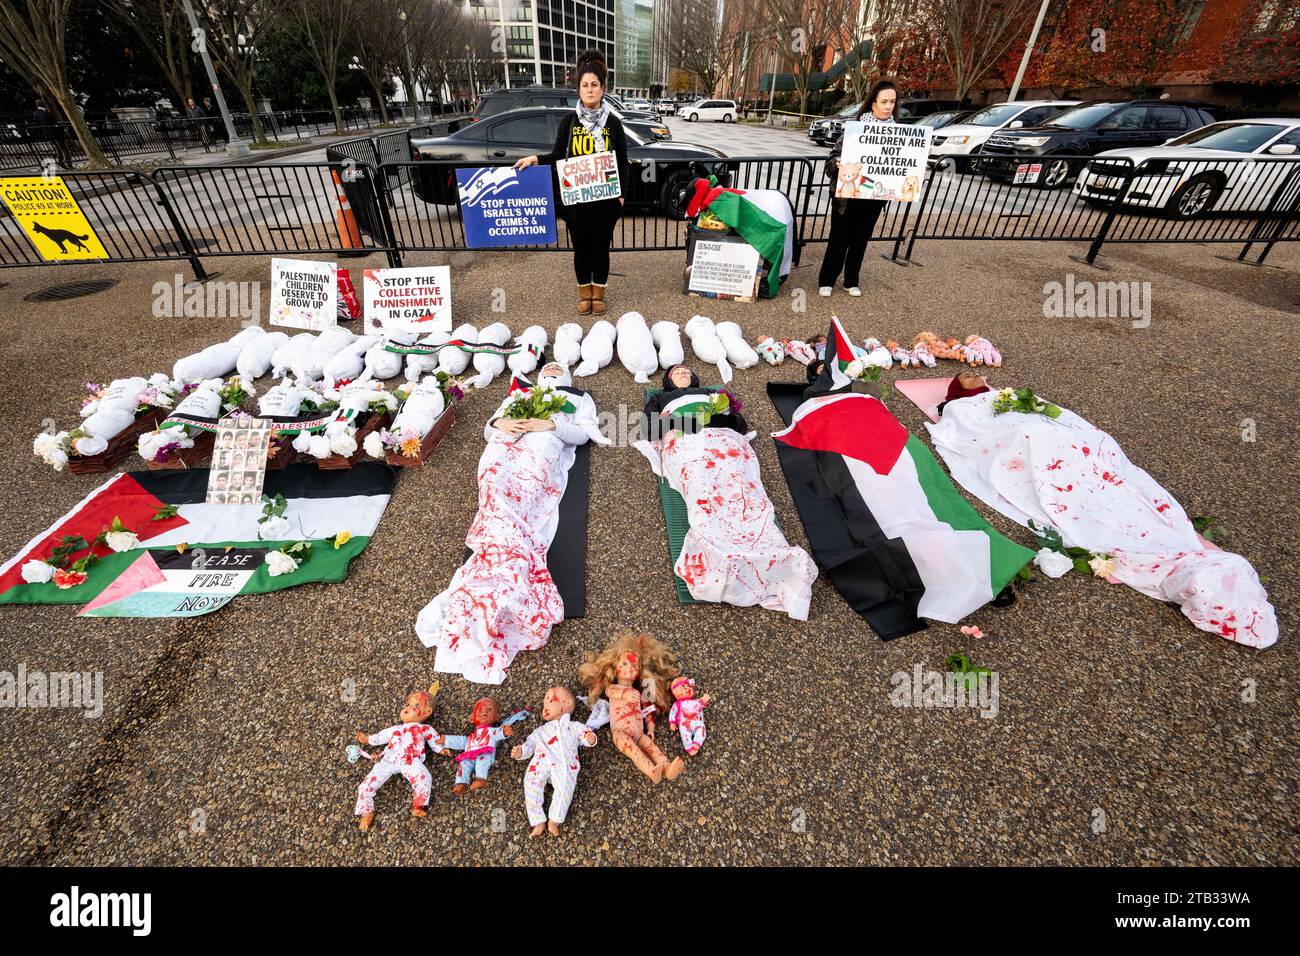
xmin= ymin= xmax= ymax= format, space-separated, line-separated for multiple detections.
xmin=579 ymin=632 xmax=685 ymax=784
xmin=441 ymin=697 xmax=529 ymax=793
xmin=511 ymin=686 xmax=601 ymax=837
xmin=354 ymin=683 xmax=448 ymax=831
xmin=668 ymin=676 xmax=711 ymax=756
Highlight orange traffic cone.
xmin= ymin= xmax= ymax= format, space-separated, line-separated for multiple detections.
xmin=330 ymin=168 xmax=365 ymax=257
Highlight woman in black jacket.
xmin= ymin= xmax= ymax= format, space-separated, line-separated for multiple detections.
xmin=818 ymin=79 xmax=897 ymax=298
xmin=515 ymin=49 xmax=629 ymax=317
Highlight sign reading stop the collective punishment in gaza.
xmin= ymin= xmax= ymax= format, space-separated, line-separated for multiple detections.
xmin=0 ymin=176 xmax=108 ymax=261
xmin=556 ymin=151 xmax=621 ymax=205
xmin=362 ymin=266 xmax=452 ymax=335
xmin=834 ymin=122 xmax=931 ymax=202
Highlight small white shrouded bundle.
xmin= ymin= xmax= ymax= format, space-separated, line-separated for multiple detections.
xmin=293 ymin=326 xmax=357 ymax=382
xmin=424 ymin=323 xmax=476 ymax=380
xmin=271 ymin=332 xmax=316 ymax=379
xmin=402 ymin=329 xmax=450 ymax=382
xmin=650 ymin=320 xmax=684 ymax=370
xmin=615 ymin=311 xmax=658 ymax=384
xmin=575 ymin=320 xmax=616 ymax=377
xmin=392 ymin=377 xmax=446 ymax=436
xmin=715 ymin=322 xmax=759 ymax=370
xmin=467 ymin=322 xmax=511 ymax=389
xmin=258 ymin=379 xmax=307 ymax=417
xmin=756 ymin=336 xmax=785 ymax=365
xmin=363 ymin=331 xmax=412 ymax=382
xmin=236 ymin=330 xmax=289 ymax=380
xmin=508 ymin=325 xmax=548 ymax=375
xmin=173 ymin=340 xmax=240 ymax=383
xmin=553 ymin=323 xmax=583 ymax=368
xmin=323 ymin=334 xmax=380 ymax=387
xmin=684 ymin=315 xmax=733 ymax=383
xmin=75 ymin=375 xmax=151 ymax=454
xmin=137 ymin=380 xmax=223 ymax=462
xmin=229 ymin=325 xmax=268 ymax=348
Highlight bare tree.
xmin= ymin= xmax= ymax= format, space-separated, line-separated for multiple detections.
xmin=0 ymin=0 xmax=107 ymax=163
xmin=678 ymin=0 xmax=725 ymax=95
xmin=761 ymin=0 xmax=853 ymax=117
xmin=288 ymin=0 xmax=357 ymax=132
xmin=349 ymin=0 xmax=404 ymax=123
xmin=103 ymin=0 xmax=196 ymax=112
xmin=194 ymin=0 xmax=286 ymax=143
xmin=927 ymin=0 xmax=1038 ymax=101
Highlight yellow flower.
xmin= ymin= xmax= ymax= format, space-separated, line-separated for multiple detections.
xmin=333 ymin=531 xmax=351 ymax=550
xmin=400 ymin=435 xmax=421 ymax=458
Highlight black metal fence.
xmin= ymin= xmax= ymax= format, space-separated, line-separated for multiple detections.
xmin=0 ymin=152 xmax=1296 ymax=281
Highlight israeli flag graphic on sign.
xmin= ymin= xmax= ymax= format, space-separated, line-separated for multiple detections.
xmin=455 ymin=165 xmax=558 ymax=248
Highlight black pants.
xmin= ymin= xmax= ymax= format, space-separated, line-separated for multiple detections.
xmin=567 ymin=200 xmax=620 ymax=284
xmin=818 ymin=198 xmax=885 ymax=288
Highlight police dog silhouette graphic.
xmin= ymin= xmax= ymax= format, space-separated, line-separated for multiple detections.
xmin=32 ymin=221 xmax=91 ymax=254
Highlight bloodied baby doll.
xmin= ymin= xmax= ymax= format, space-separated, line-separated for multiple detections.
xmin=441 ymin=697 xmax=527 ymax=793
xmin=354 ymin=684 xmax=447 ymax=831
xmin=579 ymin=632 xmax=684 ymax=784
xmin=511 ymin=686 xmax=599 ymax=838
xmin=668 ymin=676 xmax=711 ymax=755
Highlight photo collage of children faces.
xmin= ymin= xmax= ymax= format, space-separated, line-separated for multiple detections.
xmin=206 ymin=417 xmax=274 ymax=506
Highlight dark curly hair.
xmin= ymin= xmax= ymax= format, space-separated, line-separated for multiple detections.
xmin=574 ymin=48 xmax=608 ymax=88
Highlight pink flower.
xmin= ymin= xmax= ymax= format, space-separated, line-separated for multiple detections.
xmin=960 ymin=625 xmax=984 ymax=639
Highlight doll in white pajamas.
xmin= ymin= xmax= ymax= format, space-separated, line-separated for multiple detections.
xmin=668 ymin=676 xmax=711 ymax=756
xmin=511 ymin=686 xmax=598 ymax=838
xmin=353 ymin=685 xmax=449 ymax=831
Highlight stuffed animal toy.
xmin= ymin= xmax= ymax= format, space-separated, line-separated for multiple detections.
xmin=440 ymin=697 xmax=528 ymax=793
xmin=716 ymin=321 xmax=760 ymax=370
xmin=756 ymin=336 xmax=785 ymax=365
xmin=552 ymin=323 xmax=583 ymax=368
xmin=508 ymin=325 xmax=548 ymax=376
xmin=886 ymin=339 xmax=919 ymax=368
xmin=236 ymin=330 xmax=288 ymax=380
xmin=575 ymin=319 xmax=616 ymax=377
xmin=914 ymin=331 xmax=963 ymax=362
xmin=511 ymin=686 xmax=599 ymax=838
xmin=616 ymin=311 xmax=658 ymax=383
xmin=668 ymin=676 xmax=711 ymax=756
xmin=650 ymin=320 xmax=684 ymax=370
xmin=683 ymin=315 xmax=732 ymax=383
xmin=353 ymin=683 xmax=448 ymax=831
xmin=862 ymin=337 xmax=893 ymax=369
xmin=964 ymin=334 xmax=1002 ymax=367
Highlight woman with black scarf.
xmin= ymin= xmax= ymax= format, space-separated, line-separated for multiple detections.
xmin=515 ymin=49 xmax=629 ymax=317
xmin=642 ymin=364 xmax=749 ymax=442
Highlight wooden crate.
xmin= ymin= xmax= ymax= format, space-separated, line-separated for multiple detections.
xmin=66 ymin=410 xmax=161 ymax=475
xmin=265 ymin=435 xmax=297 ymax=471
xmin=145 ymin=429 xmax=215 ymax=470
xmin=317 ymin=411 xmax=392 ymax=470
xmin=385 ymin=404 xmax=456 ymax=468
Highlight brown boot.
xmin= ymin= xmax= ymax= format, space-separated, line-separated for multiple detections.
xmin=577 ymin=283 xmax=593 ymax=315
xmin=590 ymin=283 xmax=606 ymax=315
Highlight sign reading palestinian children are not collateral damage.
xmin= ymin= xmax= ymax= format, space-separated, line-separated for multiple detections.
xmin=0 ymin=176 xmax=108 ymax=261
xmin=270 ymin=258 xmax=338 ymax=330
xmin=686 ymin=236 xmax=763 ymax=301
xmin=456 ymin=166 xmax=557 ymax=248
xmin=362 ymin=265 xmax=452 ymax=335
xmin=835 ymin=122 xmax=932 ymax=202
xmin=556 ymin=151 xmax=621 ymax=205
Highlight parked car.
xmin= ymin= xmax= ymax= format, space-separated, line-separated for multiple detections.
xmin=929 ymin=100 xmax=1078 ymax=170
xmin=626 ymin=98 xmax=654 ymax=112
xmin=1074 ymin=118 xmax=1300 ymax=219
xmin=677 ymin=99 xmax=738 ymax=122
xmin=654 ymin=98 xmax=677 ymax=116
xmin=974 ymin=100 xmax=1218 ymax=188
xmin=471 ymin=86 xmax=669 ymax=138
xmin=808 ymin=102 xmax=862 ymax=147
xmin=912 ymin=109 xmax=975 ymax=131
xmin=895 ymin=99 xmax=965 ymax=121
xmin=409 ymin=106 xmax=733 ymax=218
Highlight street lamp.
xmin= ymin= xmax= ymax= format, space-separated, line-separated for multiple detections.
xmin=180 ymin=0 xmax=250 ymax=157
xmin=399 ymin=9 xmax=420 ymax=122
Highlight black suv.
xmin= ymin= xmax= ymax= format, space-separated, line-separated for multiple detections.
xmin=975 ymin=101 xmax=1217 ymax=187
xmin=473 ymin=86 xmax=668 ymax=139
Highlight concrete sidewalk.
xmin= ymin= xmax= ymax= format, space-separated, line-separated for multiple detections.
xmin=0 ymin=237 xmax=1294 ymax=866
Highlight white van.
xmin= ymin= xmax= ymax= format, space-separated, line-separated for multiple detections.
xmin=678 ymin=99 xmax=738 ymax=123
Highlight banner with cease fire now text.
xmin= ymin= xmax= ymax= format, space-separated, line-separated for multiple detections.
xmin=1 ymin=176 xmax=108 ymax=261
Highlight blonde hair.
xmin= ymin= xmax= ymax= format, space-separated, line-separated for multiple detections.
xmin=579 ymin=631 xmax=680 ymax=714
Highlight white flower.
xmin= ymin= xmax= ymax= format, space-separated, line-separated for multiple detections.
xmin=33 ymin=432 xmax=69 ymax=471
xmin=1033 ymin=548 xmax=1073 ymax=579
xmin=375 ymin=392 xmax=398 ymax=411
xmin=104 ymin=530 xmax=140 ymax=553
xmin=998 ymin=387 xmax=1014 ymax=399
xmin=73 ymin=434 xmax=108 ymax=457
xmin=844 ymin=359 xmax=865 ymax=379
xmin=291 ymin=431 xmax=314 ymax=454
xmin=147 ymin=373 xmax=172 ymax=389
xmin=1088 ymin=553 xmax=1117 ymax=578
xmin=258 ymin=515 xmax=291 ymax=540
xmin=265 ymin=550 xmax=299 ymax=576
xmin=138 ymin=429 xmax=192 ymax=462
xmin=307 ymin=434 xmax=332 ymax=459
xmin=329 ymin=432 xmax=357 ymax=457
xmin=151 ymin=390 xmax=175 ymax=409
xmin=20 ymin=560 xmax=55 ymax=584
xmin=363 ymin=431 xmax=386 ymax=459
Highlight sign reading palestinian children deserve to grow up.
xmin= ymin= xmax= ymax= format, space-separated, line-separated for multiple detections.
xmin=455 ymin=165 xmax=557 ymax=248
xmin=362 ymin=265 xmax=452 ymax=335
xmin=834 ymin=122 xmax=932 ymax=202
xmin=687 ymin=237 xmax=763 ymax=301
xmin=556 ymin=151 xmax=621 ymax=205
xmin=0 ymin=175 xmax=108 ymax=261
xmin=270 ymin=258 xmax=338 ymax=330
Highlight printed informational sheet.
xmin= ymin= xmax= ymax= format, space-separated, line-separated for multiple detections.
xmin=686 ymin=237 xmax=762 ymax=301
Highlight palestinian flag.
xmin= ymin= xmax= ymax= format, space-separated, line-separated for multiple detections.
xmin=0 ymin=463 xmax=394 ymax=618
xmin=686 ymin=177 xmax=787 ymax=297
xmin=810 ymin=316 xmax=860 ymax=394
xmin=771 ymin=390 xmax=1032 ymax=639
xmin=658 ymin=393 xmax=716 ymax=421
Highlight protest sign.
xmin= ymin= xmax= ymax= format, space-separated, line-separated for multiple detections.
xmin=362 ymin=266 xmax=452 ymax=335
xmin=685 ymin=234 xmax=763 ymax=301
xmin=456 ymin=166 xmax=557 ymax=247
xmin=834 ymin=122 xmax=932 ymax=202
xmin=556 ymin=151 xmax=621 ymax=205
xmin=269 ymin=258 xmax=337 ymax=330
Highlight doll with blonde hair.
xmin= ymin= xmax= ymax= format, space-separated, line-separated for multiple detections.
xmin=578 ymin=632 xmax=684 ymax=784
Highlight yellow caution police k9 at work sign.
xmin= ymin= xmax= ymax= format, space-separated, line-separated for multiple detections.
xmin=1 ymin=176 xmax=108 ymax=261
